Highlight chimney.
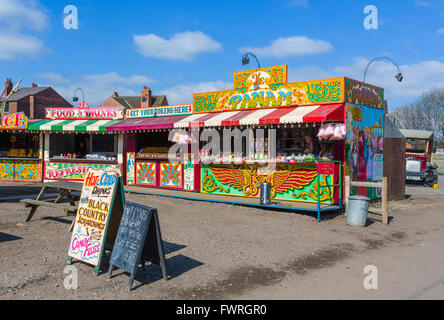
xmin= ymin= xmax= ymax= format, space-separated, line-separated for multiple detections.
xmin=141 ymin=86 xmax=151 ymax=108
xmin=4 ymin=78 xmax=12 ymax=96
xmin=113 ymin=92 xmax=119 ymax=97
xmin=31 ymin=83 xmax=38 ymax=87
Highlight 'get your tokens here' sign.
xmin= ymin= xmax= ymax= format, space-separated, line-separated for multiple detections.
xmin=68 ymin=168 xmax=120 ymax=267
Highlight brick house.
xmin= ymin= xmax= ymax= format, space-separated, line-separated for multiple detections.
xmin=99 ymin=86 xmax=168 ymax=109
xmin=1 ymin=78 xmax=73 ymax=119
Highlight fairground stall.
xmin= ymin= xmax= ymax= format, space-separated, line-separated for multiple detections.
xmin=108 ymin=65 xmax=385 ymax=220
xmin=106 ymin=104 xmax=200 ymax=191
xmin=187 ymin=65 xmax=384 ymax=217
xmin=0 ymin=112 xmax=43 ymax=182
xmin=28 ymin=106 xmax=125 ymax=182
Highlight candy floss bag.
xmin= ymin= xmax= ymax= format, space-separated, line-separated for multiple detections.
xmin=331 ymin=124 xmax=345 ymax=140
xmin=318 ymin=124 xmax=334 ymax=140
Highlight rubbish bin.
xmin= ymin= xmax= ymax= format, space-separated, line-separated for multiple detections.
xmin=347 ymin=195 xmax=371 ymax=226
xmin=260 ymin=182 xmax=271 ymax=205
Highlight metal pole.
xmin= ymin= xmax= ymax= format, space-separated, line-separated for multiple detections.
xmin=363 ymin=56 xmax=402 ymax=83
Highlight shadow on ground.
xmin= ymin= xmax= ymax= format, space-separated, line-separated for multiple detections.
xmin=0 ymin=231 xmax=23 ymax=243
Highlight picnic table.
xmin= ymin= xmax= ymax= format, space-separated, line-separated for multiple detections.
xmin=20 ymin=181 xmax=83 ymax=227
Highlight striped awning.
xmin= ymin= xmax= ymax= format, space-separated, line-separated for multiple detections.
xmin=173 ymin=104 xmax=344 ymax=128
xmin=28 ymin=119 xmax=121 ymax=132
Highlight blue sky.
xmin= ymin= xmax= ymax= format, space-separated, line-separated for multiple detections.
xmin=1 ymin=0 xmax=444 ymax=110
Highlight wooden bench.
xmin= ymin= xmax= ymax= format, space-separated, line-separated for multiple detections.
xmin=21 ymin=181 xmax=82 ymax=223
xmin=21 ymin=199 xmax=77 ymax=222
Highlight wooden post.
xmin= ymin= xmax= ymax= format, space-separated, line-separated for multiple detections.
xmin=382 ymin=177 xmax=388 ymax=225
xmin=344 ymin=175 xmax=350 ymax=216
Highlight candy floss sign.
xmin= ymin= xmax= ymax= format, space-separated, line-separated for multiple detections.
xmin=68 ymin=168 xmax=119 ymax=266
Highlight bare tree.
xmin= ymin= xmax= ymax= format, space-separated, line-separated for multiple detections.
xmin=389 ymin=87 xmax=444 ymax=147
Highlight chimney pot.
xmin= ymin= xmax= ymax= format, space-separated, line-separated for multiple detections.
xmin=113 ymin=92 xmax=119 ymax=97
xmin=4 ymin=78 xmax=13 ymax=96
xmin=141 ymin=86 xmax=152 ymax=108
xmin=31 ymin=83 xmax=38 ymax=87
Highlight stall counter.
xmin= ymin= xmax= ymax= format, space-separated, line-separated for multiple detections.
xmin=0 ymin=158 xmax=42 ymax=182
xmin=201 ymin=161 xmax=340 ymax=205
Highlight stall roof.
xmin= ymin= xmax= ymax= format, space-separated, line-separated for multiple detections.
xmin=385 ymin=115 xmax=405 ymax=139
xmin=302 ymin=103 xmax=344 ymax=123
xmin=106 ymin=115 xmax=189 ymax=131
xmin=174 ymin=104 xmax=345 ymax=128
xmin=28 ymin=119 xmax=121 ymax=132
xmin=399 ymin=129 xmax=434 ymax=140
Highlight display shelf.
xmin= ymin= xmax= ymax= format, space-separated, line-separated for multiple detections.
xmin=0 ymin=157 xmax=40 ymax=161
xmin=49 ymin=158 xmax=118 ymax=163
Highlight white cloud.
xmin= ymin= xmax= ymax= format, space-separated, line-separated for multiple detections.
xmin=36 ymin=72 xmax=67 ymax=84
xmin=289 ymin=58 xmax=444 ymax=109
xmin=0 ymin=32 xmax=45 ymax=60
xmin=0 ymin=0 xmax=48 ymax=60
xmin=240 ymin=36 xmax=333 ymax=58
xmin=437 ymin=28 xmax=444 ymax=35
xmin=0 ymin=0 xmax=47 ymax=31
xmin=36 ymin=72 xmax=155 ymax=106
xmin=133 ymin=31 xmax=222 ymax=61
xmin=159 ymin=81 xmax=232 ymax=105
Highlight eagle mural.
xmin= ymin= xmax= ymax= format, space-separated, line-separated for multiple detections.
xmin=204 ymin=166 xmax=318 ymax=198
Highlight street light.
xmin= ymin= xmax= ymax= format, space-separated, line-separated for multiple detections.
xmin=72 ymin=88 xmax=85 ymax=103
xmin=363 ymin=56 xmax=403 ymax=83
xmin=241 ymin=52 xmax=261 ymax=69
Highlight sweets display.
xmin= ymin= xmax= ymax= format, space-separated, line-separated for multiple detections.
xmin=0 ymin=148 xmax=39 ymax=158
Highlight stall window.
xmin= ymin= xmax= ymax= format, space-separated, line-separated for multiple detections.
xmin=49 ymin=133 xmax=117 ymax=159
xmin=92 ymin=135 xmax=115 ymax=153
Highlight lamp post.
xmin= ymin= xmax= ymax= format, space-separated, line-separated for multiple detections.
xmin=72 ymin=88 xmax=85 ymax=103
xmin=363 ymin=56 xmax=403 ymax=83
xmin=241 ymin=52 xmax=261 ymax=69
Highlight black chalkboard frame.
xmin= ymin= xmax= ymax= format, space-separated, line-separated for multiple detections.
xmin=107 ymin=201 xmax=168 ymax=290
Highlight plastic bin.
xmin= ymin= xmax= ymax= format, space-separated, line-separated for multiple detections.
xmin=347 ymin=195 xmax=371 ymax=226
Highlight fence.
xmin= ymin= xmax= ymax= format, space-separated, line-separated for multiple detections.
xmin=344 ymin=176 xmax=388 ymax=225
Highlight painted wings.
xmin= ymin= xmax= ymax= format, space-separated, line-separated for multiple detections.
xmin=210 ymin=167 xmax=252 ymax=192
xmin=266 ymin=169 xmax=317 ymax=197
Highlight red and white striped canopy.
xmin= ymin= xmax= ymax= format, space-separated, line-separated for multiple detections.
xmin=173 ymin=104 xmax=344 ymax=128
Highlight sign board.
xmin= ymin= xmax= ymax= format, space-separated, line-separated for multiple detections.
xmin=108 ymin=201 xmax=168 ymax=290
xmin=0 ymin=112 xmax=28 ymax=129
xmin=317 ymin=162 xmax=335 ymax=175
xmin=46 ymin=107 xmax=124 ymax=120
xmin=125 ymin=104 xmax=192 ymax=119
xmin=67 ymin=167 xmax=125 ymax=275
xmin=45 ymin=162 xmax=122 ymax=181
xmin=372 ymin=154 xmax=384 ymax=181
xmin=126 ymin=152 xmax=135 ymax=185
xmin=193 ymin=65 xmax=346 ymax=113
xmin=345 ymin=78 xmax=384 ymax=109
xmin=184 ymin=154 xmax=194 ymax=191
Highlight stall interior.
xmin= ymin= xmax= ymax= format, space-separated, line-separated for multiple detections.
xmin=198 ymin=124 xmax=345 ymax=164
xmin=49 ymin=133 xmax=117 ymax=161
xmin=136 ymin=131 xmax=178 ymax=160
xmin=0 ymin=132 xmax=40 ymax=159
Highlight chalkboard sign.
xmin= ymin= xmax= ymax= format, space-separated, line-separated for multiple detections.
xmin=108 ymin=201 xmax=168 ymax=290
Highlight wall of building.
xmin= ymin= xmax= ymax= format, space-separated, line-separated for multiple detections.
xmin=34 ymin=88 xmax=72 ymax=119
xmin=384 ymin=137 xmax=406 ymax=201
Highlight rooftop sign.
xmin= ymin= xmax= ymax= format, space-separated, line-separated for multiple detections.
xmin=0 ymin=112 xmax=28 ymax=129
xmin=125 ymin=104 xmax=192 ymax=119
xmin=192 ymin=65 xmax=384 ymax=113
xmin=45 ymin=107 xmax=124 ymax=120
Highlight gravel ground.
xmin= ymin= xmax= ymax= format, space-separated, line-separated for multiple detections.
xmin=0 ymin=181 xmax=443 ymax=299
